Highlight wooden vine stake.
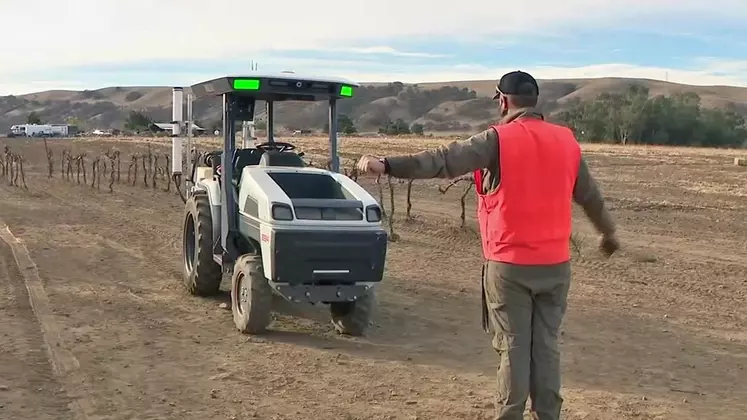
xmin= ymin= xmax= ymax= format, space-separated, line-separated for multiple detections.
xmin=2 ymin=146 xmax=9 ymax=179
xmin=163 ymin=154 xmax=172 ymax=192
xmin=375 ymin=174 xmax=388 ymax=221
xmin=91 ymin=157 xmax=100 ymax=189
xmin=128 ymin=154 xmax=138 ymax=186
xmin=43 ymin=137 xmax=53 ymax=178
xmin=375 ymin=174 xmax=399 ymax=242
xmin=438 ymin=174 xmax=475 ymax=228
xmin=142 ymin=153 xmax=148 ymax=188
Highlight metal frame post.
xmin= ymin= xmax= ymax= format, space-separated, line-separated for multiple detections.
xmin=267 ymin=101 xmax=275 ymax=144
xmin=171 ymin=87 xmax=184 ymax=176
xmin=328 ymin=98 xmax=339 ymax=172
xmin=241 ymin=121 xmax=251 ymax=148
xmin=186 ymin=92 xmax=193 ymax=181
xmin=221 ymin=93 xmax=239 ymax=265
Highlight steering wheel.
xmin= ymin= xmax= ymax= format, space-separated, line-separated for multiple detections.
xmin=255 ymin=141 xmax=296 ymax=153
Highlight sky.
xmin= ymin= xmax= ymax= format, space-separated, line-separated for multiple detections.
xmin=2 ymin=0 xmax=747 ymax=95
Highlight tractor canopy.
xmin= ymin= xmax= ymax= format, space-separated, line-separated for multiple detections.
xmin=190 ymin=73 xmax=360 ymax=102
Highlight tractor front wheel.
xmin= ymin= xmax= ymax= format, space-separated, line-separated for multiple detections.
xmin=182 ymin=191 xmax=222 ymax=296
xmin=330 ymin=289 xmax=376 ymax=336
xmin=231 ymin=255 xmax=273 ymax=334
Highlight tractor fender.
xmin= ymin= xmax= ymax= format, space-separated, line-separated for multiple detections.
xmin=195 ymin=178 xmax=222 ymax=245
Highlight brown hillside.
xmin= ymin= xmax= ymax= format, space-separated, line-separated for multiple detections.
xmin=2 ymin=77 xmax=747 ymax=133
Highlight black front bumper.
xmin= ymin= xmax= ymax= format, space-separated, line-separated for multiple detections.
xmin=271 ymin=283 xmax=373 ymax=303
xmin=271 ymin=229 xmax=388 ymax=285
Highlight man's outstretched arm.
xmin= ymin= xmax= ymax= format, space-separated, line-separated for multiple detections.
xmin=381 ymin=129 xmax=498 ymax=179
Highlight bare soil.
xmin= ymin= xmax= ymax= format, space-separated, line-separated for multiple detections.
xmin=0 ymin=136 xmax=745 ymax=420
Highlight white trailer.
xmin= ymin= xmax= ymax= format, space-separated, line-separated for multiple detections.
xmin=9 ymin=125 xmax=25 ymax=136
xmin=10 ymin=124 xmax=53 ymax=137
xmin=10 ymin=124 xmax=76 ymax=137
xmin=51 ymin=124 xmax=69 ymax=136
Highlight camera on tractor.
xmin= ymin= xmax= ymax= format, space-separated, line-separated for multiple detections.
xmin=170 ymin=73 xmax=388 ymax=336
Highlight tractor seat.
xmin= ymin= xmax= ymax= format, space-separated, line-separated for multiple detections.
xmin=258 ymin=151 xmax=306 ymax=168
xmin=232 ymin=148 xmax=265 ymax=185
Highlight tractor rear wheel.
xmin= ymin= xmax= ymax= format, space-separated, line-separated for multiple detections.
xmin=330 ymin=289 xmax=376 ymax=336
xmin=182 ymin=191 xmax=222 ymax=296
xmin=231 ymin=255 xmax=273 ymax=334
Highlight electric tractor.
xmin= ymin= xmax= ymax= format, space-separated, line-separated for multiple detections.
xmin=179 ymin=74 xmax=388 ymax=336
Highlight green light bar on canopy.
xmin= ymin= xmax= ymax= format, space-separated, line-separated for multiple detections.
xmin=339 ymin=85 xmax=354 ymax=97
xmin=233 ymin=78 xmax=260 ymax=90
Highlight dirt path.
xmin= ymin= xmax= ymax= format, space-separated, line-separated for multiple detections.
xmin=0 ymin=234 xmax=74 ymax=419
xmin=0 ymin=136 xmax=745 ymax=419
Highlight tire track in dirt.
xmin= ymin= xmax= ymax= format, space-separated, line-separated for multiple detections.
xmin=0 ymin=224 xmax=91 ymax=420
xmin=22 ymin=175 xmax=185 ymax=283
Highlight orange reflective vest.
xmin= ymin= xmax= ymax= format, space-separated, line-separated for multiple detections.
xmin=474 ymin=119 xmax=581 ymax=265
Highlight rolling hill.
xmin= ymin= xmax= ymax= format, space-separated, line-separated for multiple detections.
xmin=2 ymin=77 xmax=747 ymax=134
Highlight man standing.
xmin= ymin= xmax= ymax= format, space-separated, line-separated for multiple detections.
xmin=355 ymin=71 xmax=619 ymax=420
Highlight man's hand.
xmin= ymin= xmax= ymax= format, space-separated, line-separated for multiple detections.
xmin=598 ymin=233 xmax=620 ymax=257
xmin=356 ymin=155 xmax=386 ymax=175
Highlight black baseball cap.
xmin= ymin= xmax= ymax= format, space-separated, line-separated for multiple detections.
xmin=492 ymin=70 xmax=539 ymax=99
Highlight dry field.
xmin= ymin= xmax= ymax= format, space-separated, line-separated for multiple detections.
xmin=0 ymin=135 xmax=745 ymax=420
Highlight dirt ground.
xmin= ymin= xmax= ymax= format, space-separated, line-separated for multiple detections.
xmin=0 ymin=135 xmax=745 ymax=420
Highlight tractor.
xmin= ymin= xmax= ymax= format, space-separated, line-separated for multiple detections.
xmin=176 ymin=73 xmax=388 ymax=336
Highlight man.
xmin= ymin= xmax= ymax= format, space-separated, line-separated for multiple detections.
xmin=356 ymin=71 xmax=619 ymax=420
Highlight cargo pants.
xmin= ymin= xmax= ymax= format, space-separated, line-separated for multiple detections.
xmin=481 ymin=260 xmax=571 ymax=420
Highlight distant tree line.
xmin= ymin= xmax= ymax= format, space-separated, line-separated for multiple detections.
xmin=377 ymin=119 xmax=424 ymax=136
xmin=556 ymin=84 xmax=747 ymax=148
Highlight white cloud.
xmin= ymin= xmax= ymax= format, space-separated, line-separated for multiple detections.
xmin=336 ymin=46 xmax=446 ymax=58
xmin=347 ymin=63 xmax=747 ymax=88
xmin=236 ymin=58 xmax=747 ymax=87
xmin=3 ymin=0 xmax=747 ymax=94
xmin=3 ymin=0 xmax=747 ymax=74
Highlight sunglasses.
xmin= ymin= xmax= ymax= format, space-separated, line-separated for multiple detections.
xmin=492 ymin=86 xmax=504 ymax=101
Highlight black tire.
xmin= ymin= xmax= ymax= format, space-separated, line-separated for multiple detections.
xmin=330 ymin=289 xmax=376 ymax=336
xmin=182 ymin=192 xmax=222 ymax=296
xmin=231 ymin=255 xmax=273 ymax=334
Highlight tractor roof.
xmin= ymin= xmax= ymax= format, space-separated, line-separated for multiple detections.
xmin=190 ymin=72 xmax=360 ymax=102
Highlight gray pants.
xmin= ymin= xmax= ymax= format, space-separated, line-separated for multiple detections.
xmin=482 ymin=260 xmax=571 ymax=420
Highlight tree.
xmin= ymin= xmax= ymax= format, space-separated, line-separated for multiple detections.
xmin=557 ymin=86 xmax=747 ymax=148
xmin=323 ymin=114 xmax=357 ymax=134
xmin=339 ymin=114 xmax=357 ymax=134
xmin=411 ymin=123 xmax=424 ymax=135
xmin=65 ymin=116 xmax=82 ymax=127
xmin=378 ymin=118 xmax=411 ymax=135
xmin=124 ymin=110 xmax=153 ymax=132
xmin=27 ymin=111 xmax=42 ymax=124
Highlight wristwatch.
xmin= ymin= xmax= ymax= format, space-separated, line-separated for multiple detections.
xmin=379 ymin=158 xmax=391 ymax=174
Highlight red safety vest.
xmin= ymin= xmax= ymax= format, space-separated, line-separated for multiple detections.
xmin=474 ymin=118 xmax=581 ymax=265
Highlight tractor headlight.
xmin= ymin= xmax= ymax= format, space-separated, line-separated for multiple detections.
xmin=271 ymin=203 xmax=294 ymax=220
xmin=365 ymin=205 xmax=382 ymax=222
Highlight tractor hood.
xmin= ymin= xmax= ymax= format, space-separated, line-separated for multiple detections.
xmin=237 ymin=166 xmax=383 ymax=226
